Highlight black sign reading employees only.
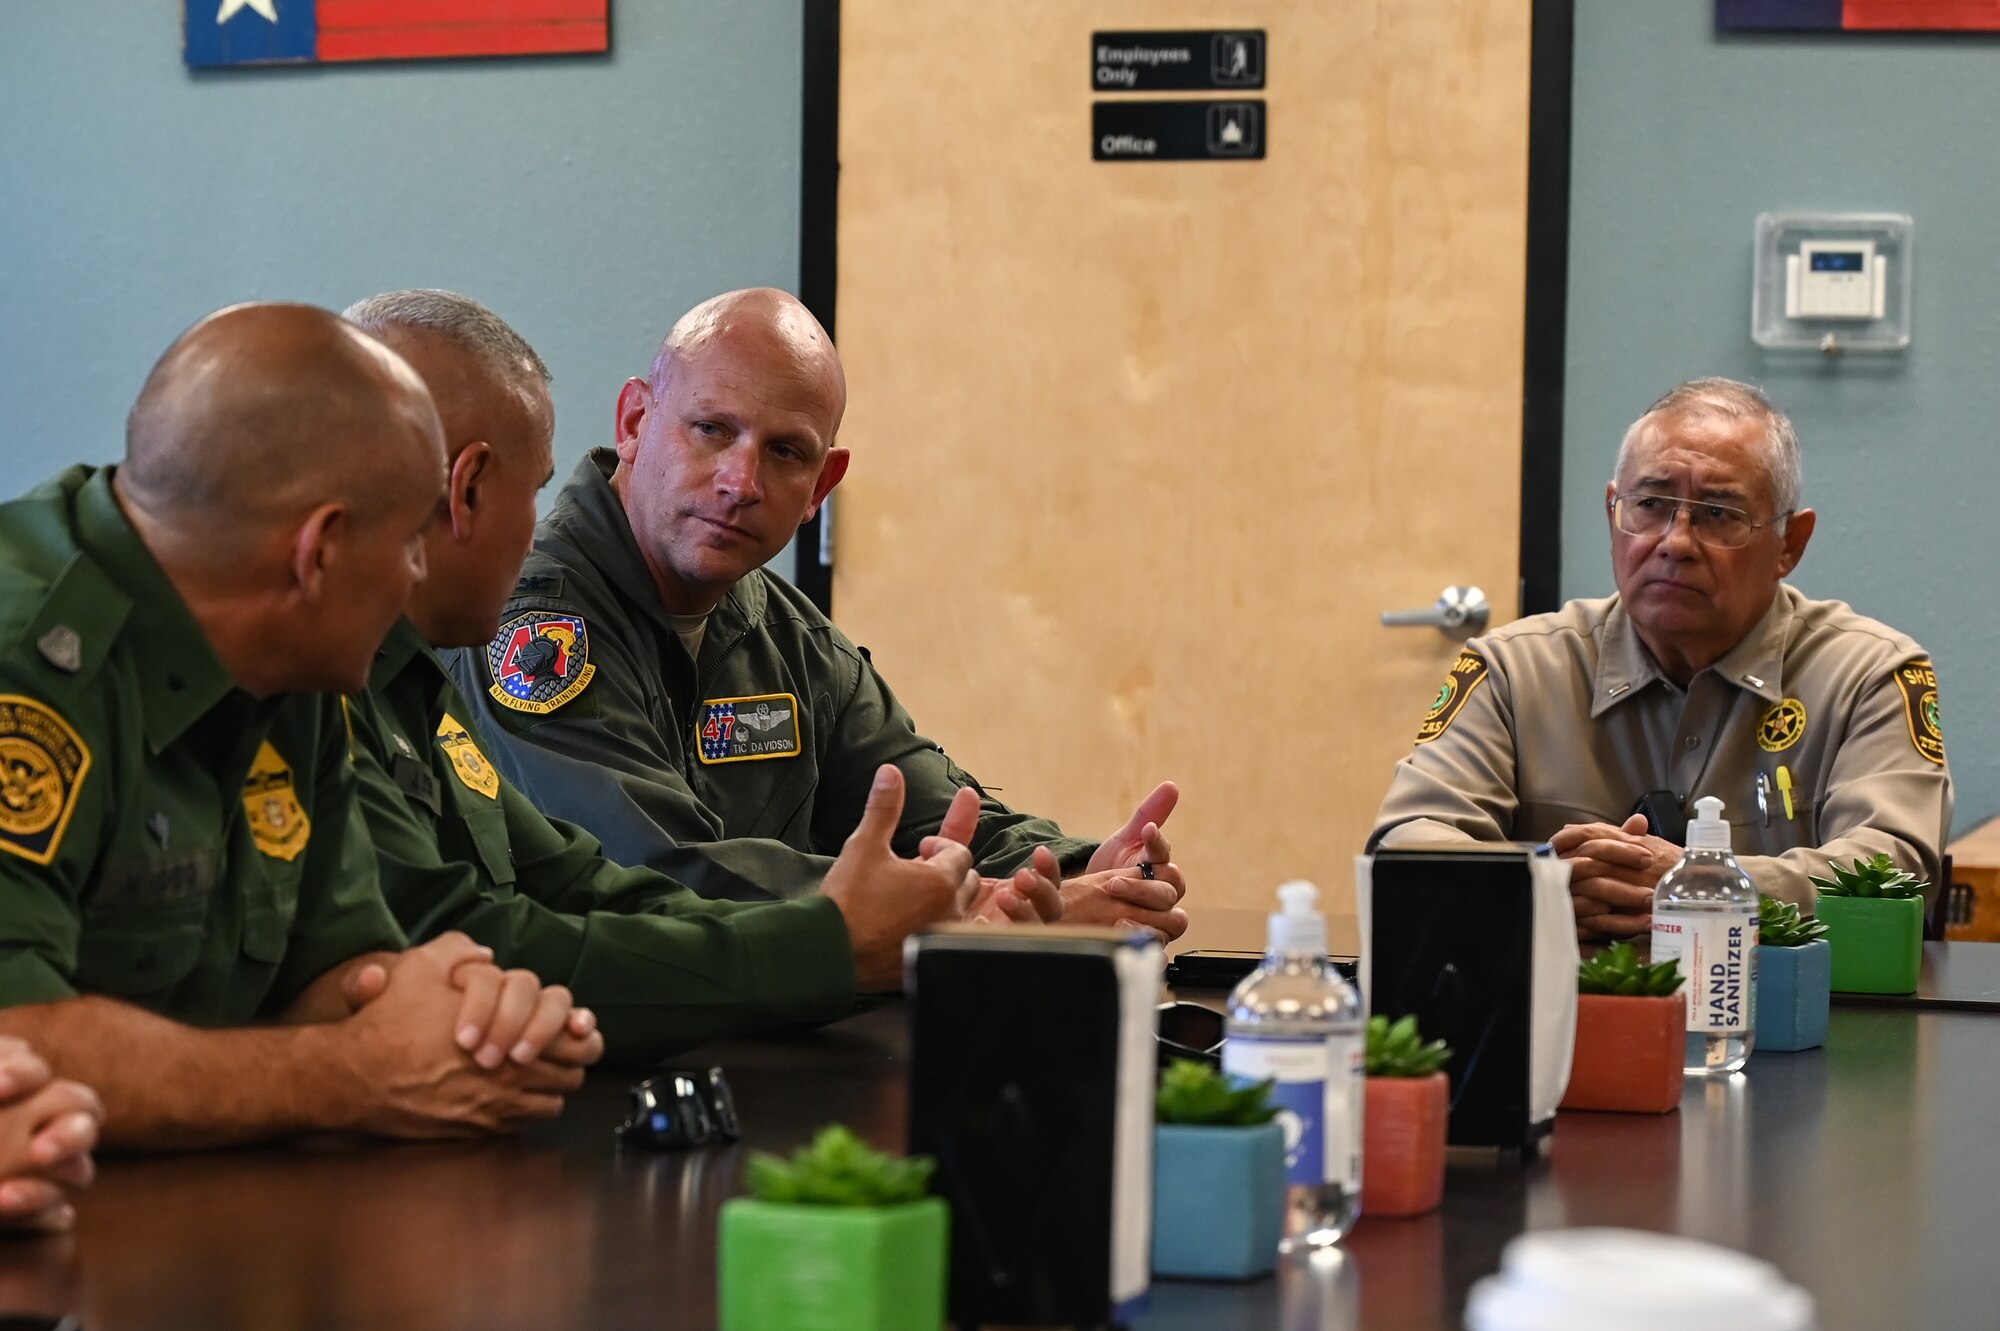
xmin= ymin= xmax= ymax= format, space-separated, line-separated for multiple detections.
xmin=1092 ymin=30 xmax=1265 ymax=92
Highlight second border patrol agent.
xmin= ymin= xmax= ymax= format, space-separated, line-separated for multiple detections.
xmin=1371 ymin=378 xmax=1951 ymax=937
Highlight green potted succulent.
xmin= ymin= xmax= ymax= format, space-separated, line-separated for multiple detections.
xmin=1810 ymin=854 xmax=1927 ymax=995
xmin=1757 ymin=894 xmax=1832 ymax=1051
xmin=1361 ymin=1015 xmax=1452 ymax=1218
xmin=719 ymin=1125 xmax=947 ymax=1331
xmin=1559 ymin=944 xmax=1684 ymax=1115
xmin=1151 ymin=1058 xmax=1285 ymax=1280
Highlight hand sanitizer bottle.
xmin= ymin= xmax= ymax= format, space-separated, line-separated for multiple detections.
xmin=1221 ymin=881 xmax=1365 ymax=1246
xmin=1650 ymin=796 xmax=1759 ymax=1075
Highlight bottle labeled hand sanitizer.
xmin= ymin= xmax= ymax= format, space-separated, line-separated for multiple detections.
xmin=1650 ymin=796 xmax=1759 ymax=1075
xmin=1221 ymin=881 xmax=1364 ymax=1246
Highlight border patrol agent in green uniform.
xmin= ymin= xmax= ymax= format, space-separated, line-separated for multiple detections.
xmin=0 ymin=466 xmax=402 ymax=1023
xmin=342 ymin=290 xmax=1014 ymax=1057
xmin=0 ymin=304 xmax=600 ymax=1151
xmin=353 ymin=617 xmax=859 ymax=1059
xmin=1370 ymin=378 xmax=1951 ymax=936
xmin=443 ymin=288 xmax=1189 ymax=937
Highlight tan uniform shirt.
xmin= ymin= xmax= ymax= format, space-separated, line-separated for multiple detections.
xmin=1370 ymin=585 xmax=1952 ymax=907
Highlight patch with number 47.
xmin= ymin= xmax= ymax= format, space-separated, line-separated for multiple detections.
xmin=697 ymin=693 xmax=802 ymax=764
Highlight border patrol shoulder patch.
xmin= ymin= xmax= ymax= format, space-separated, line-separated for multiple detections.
xmin=486 ymin=611 xmax=596 ymax=716
xmin=0 ymin=696 xmax=90 ymax=865
xmin=1417 ymin=652 xmax=1489 ymax=744
xmin=1893 ymin=657 xmax=1945 ymax=765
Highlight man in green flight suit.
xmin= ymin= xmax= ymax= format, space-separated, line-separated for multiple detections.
xmin=444 ymin=288 xmax=1190 ymax=936
xmin=341 ymin=290 xmax=1061 ymax=1063
xmin=0 ymin=303 xmax=601 ymax=1150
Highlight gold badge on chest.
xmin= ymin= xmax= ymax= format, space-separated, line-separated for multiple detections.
xmin=1756 ymin=698 xmax=1807 ymax=754
xmin=242 ymin=741 xmax=311 ymax=862
xmin=437 ymin=715 xmax=500 ymax=799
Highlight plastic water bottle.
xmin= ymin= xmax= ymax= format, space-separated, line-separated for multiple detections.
xmin=1650 ymin=796 xmax=1759 ymax=1075
xmin=1221 ymin=881 xmax=1364 ymax=1249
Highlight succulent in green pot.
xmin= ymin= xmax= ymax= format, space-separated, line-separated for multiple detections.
xmin=720 ymin=1126 xmax=947 ymax=1331
xmin=1362 ymin=1016 xmax=1453 ymax=1217
xmin=1562 ymin=946 xmax=1684 ymax=1115
xmin=1757 ymin=894 xmax=1832 ymax=1051
xmin=1810 ymin=854 xmax=1927 ymax=995
xmin=1577 ymin=941 xmax=1682 ymax=998
xmin=1152 ymin=1058 xmax=1285 ymax=1279
xmin=1809 ymin=853 xmax=1927 ymax=900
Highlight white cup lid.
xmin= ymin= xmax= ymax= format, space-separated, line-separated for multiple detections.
xmin=1465 ymin=1229 xmax=1815 ymax=1331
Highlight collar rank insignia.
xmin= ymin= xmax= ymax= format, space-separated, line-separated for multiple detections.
xmin=242 ymin=741 xmax=311 ymax=862
xmin=0 ymin=696 xmax=90 ymax=865
xmin=697 ymin=693 xmax=802 ymax=765
xmin=36 ymin=626 xmax=80 ymax=674
xmin=486 ymin=611 xmax=596 ymax=715
xmin=437 ymin=715 xmax=500 ymax=799
xmin=1893 ymin=658 xmax=1945 ymax=765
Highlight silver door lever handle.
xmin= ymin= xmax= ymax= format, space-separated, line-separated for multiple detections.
xmin=1381 ymin=585 xmax=1490 ymax=634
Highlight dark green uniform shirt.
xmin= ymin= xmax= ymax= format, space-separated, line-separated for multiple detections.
xmin=0 ymin=467 xmax=404 ymax=1024
xmin=355 ymin=618 xmax=856 ymax=1061
xmin=446 ymin=448 xmax=1095 ymax=900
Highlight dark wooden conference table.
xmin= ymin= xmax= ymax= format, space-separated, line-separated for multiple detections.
xmin=11 ymin=923 xmax=2000 ymax=1330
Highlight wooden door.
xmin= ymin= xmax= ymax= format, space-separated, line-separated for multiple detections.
xmin=832 ymin=1 xmax=1532 ymax=913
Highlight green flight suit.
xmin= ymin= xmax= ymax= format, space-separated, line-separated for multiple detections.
xmin=353 ymin=618 xmax=857 ymax=1062
xmin=445 ymin=448 xmax=1096 ymax=901
xmin=0 ymin=466 xmax=405 ymax=1024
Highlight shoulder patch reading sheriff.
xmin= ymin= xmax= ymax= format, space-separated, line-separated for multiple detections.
xmin=486 ymin=611 xmax=596 ymax=716
xmin=1893 ymin=658 xmax=1945 ymax=765
xmin=0 ymin=696 xmax=90 ymax=865
xmin=1416 ymin=652 xmax=1488 ymax=744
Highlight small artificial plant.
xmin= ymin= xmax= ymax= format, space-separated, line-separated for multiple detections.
xmin=1809 ymin=853 xmax=1928 ymax=900
xmin=1577 ymin=942 xmax=1681 ymax=997
xmin=1759 ymin=893 xmax=1830 ymax=948
xmin=1364 ymin=1015 xmax=1452 ymax=1078
xmin=744 ymin=1126 xmax=934 ymax=1207
xmin=1155 ymin=1058 xmax=1278 ymax=1127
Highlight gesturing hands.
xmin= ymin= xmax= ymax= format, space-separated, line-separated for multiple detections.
xmin=1550 ymin=813 xmax=1680 ymax=942
xmin=1066 ymin=781 xmax=1190 ymax=943
xmin=0 ymin=1037 xmax=99 ymax=1232
xmin=822 ymin=766 xmax=982 ymax=992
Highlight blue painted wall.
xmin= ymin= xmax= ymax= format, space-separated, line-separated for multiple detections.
xmin=1564 ymin=2 xmax=1999 ymax=837
xmin=0 ymin=2 xmax=803 ymax=578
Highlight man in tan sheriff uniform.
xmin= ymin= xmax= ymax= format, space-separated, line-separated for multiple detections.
xmin=1371 ymin=378 xmax=1952 ymax=940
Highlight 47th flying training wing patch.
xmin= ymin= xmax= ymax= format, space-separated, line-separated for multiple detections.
xmin=486 ymin=612 xmax=596 ymax=716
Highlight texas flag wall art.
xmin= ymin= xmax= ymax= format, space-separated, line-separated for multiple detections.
xmin=1719 ymin=0 xmax=2000 ymax=29
xmin=185 ymin=0 xmax=610 ymax=68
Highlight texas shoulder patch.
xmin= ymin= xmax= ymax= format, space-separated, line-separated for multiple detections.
xmin=0 ymin=696 xmax=90 ymax=865
xmin=697 ymin=693 xmax=802 ymax=764
xmin=1756 ymin=698 xmax=1808 ymax=753
xmin=243 ymin=741 xmax=311 ymax=862
xmin=436 ymin=714 xmax=500 ymax=800
xmin=1416 ymin=652 xmax=1488 ymax=744
xmin=486 ymin=611 xmax=596 ymax=716
xmin=1893 ymin=658 xmax=1945 ymax=765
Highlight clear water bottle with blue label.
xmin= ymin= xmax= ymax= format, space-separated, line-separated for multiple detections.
xmin=1650 ymin=796 xmax=1759 ymax=1075
xmin=1220 ymin=880 xmax=1364 ymax=1247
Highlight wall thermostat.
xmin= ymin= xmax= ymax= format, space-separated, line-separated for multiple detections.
xmin=1753 ymin=213 xmax=1912 ymax=353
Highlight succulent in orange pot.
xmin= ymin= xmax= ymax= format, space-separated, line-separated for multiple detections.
xmin=1559 ymin=944 xmax=1685 ymax=1115
xmin=1361 ymin=1015 xmax=1452 ymax=1219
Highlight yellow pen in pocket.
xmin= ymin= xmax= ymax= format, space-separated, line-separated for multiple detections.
xmin=1775 ymin=765 xmax=1796 ymax=821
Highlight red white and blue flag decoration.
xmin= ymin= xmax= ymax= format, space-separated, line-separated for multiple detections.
xmin=185 ymin=0 xmax=609 ymax=68
xmin=1720 ymin=0 xmax=2000 ymax=29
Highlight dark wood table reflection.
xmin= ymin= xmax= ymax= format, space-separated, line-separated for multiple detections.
xmin=4 ymin=995 xmax=1996 ymax=1329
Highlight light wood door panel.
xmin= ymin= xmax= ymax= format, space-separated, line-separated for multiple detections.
xmin=833 ymin=1 xmax=1531 ymax=913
